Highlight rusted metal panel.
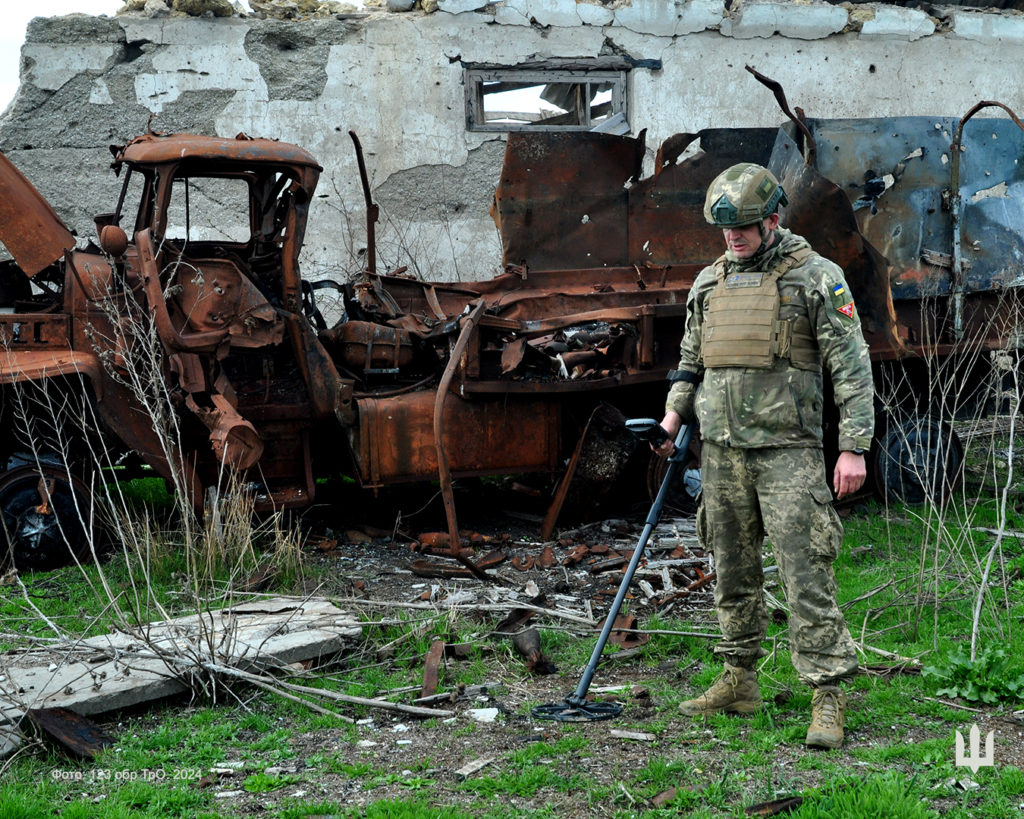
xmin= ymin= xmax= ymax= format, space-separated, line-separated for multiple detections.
xmin=768 ymin=127 xmax=907 ymax=358
xmin=353 ymin=391 xmax=560 ymax=487
xmin=629 ymin=128 xmax=778 ymax=267
xmin=791 ymin=115 xmax=1024 ymax=299
xmin=114 ymin=132 xmax=322 ymax=171
xmin=420 ymin=640 xmax=444 ymax=699
xmin=0 ymin=152 xmax=75 ymax=277
xmin=772 ymin=114 xmax=1024 ymax=355
xmin=0 ymin=315 xmax=71 ymax=348
xmin=0 ymin=349 xmax=102 ymax=397
xmin=492 ymin=128 xmax=775 ymax=273
xmin=492 ymin=131 xmax=644 ymax=270
xmin=173 ymin=256 xmax=283 ymax=348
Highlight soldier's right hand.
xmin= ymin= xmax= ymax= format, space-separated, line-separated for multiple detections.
xmin=654 ymin=411 xmax=682 ymax=457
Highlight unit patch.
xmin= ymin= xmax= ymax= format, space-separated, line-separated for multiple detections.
xmin=828 ymin=281 xmax=856 ymax=321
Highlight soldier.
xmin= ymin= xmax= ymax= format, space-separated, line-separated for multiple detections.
xmin=655 ymin=163 xmax=874 ymax=749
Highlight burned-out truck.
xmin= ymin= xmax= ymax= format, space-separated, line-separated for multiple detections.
xmin=2 ymin=90 xmax=1022 ymax=569
xmin=0 ymin=129 xmax=699 ymax=571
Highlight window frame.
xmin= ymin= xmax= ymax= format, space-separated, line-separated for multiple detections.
xmin=464 ymin=61 xmax=630 ymax=133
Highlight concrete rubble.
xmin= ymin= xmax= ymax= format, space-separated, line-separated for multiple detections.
xmin=0 ymin=597 xmax=362 ymax=753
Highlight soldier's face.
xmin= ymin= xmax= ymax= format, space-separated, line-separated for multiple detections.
xmin=722 ymin=213 xmax=780 ymax=259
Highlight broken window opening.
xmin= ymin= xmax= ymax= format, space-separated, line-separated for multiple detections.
xmin=113 ymin=167 xmax=151 ymax=238
xmin=466 ymin=66 xmax=628 ymax=134
xmin=166 ymin=175 xmax=252 ymax=245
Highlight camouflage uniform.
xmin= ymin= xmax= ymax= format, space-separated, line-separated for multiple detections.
xmin=666 ymin=229 xmax=873 ymax=686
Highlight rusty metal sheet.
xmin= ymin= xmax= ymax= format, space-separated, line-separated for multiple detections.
xmin=353 ymin=391 xmax=560 ymax=487
xmin=0 ymin=348 xmax=103 ymax=397
xmin=114 ymin=132 xmax=322 ymax=171
xmin=492 ymin=131 xmax=644 ymax=270
xmin=767 ymin=127 xmax=907 ymax=357
xmin=0 ymin=152 xmax=75 ymax=277
xmin=629 ymin=128 xmax=778 ymax=267
xmin=0 ymin=314 xmax=71 ymax=348
xmin=420 ymin=639 xmax=444 ymax=699
xmin=794 ymin=115 xmax=1024 ymax=299
xmin=773 ymin=114 xmax=1024 ymax=355
xmin=174 ymin=256 xmax=283 ymax=348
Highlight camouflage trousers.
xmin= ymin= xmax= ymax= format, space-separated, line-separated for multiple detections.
xmin=697 ymin=442 xmax=858 ymax=686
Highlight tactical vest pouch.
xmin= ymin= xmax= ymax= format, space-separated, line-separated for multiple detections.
xmin=787 ymin=314 xmax=821 ymax=371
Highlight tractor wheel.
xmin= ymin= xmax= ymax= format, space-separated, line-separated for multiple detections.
xmin=872 ymin=415 xmax=964 ymax=506
xmin=645 ymin=449 xmax=700 ymax=517
xmin=0 ymin=465 xmax=95 ymax=572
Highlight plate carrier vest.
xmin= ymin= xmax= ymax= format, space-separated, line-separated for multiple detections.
xmin=701 ymin=247 xmax=822 ymax=372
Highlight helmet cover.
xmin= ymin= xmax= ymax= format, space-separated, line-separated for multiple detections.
xmin=704 ymin=163 xmax=788 ymax=227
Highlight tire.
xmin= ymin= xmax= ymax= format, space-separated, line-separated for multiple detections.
xmin=0 ymin=465 xmax=95 ymax=572
xmin=872 ymin=415 xmax=964 ymax=505
xmin=645 ymin=449 xmax=700 ymax=517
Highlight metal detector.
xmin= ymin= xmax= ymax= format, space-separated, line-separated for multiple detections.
xmin=532 ymin=419 xmax=696 ymax=722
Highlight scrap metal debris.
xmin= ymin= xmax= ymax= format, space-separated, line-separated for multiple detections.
xmin=420 ymin=639 xmax=445 ymax=700
xmin=510 ymin=628 xmax=557 ymax=675
xmin=5 ymin=79 xmax=1024 ymax=569
xmin=26 ymin=707 xmax=115 ymax=759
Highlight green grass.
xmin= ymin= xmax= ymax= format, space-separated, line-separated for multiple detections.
xmin=349 ymin=800 xmax=474 ymax=819
xmin=4 ymin=446 xmax=1024 ymax=818
xmin=789 ymin=773 xmax=933 ymax=818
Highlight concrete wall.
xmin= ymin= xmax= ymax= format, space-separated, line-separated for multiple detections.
xmin=3 ymin=1 xmax=1024 ymax=283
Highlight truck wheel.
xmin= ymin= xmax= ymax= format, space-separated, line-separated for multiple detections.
xmin=0 ymin=465 xmax=94 ymax=572
xmin=645 ymin=450 xmax=700 ymax=516
xmin=872 ymin=415 xmax=964 ymax=505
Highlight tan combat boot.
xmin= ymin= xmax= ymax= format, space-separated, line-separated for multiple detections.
xmin=805 ymin=685 xmax=846 ymax=749
xmin=678 ymin=663 xmax=762 ymax=716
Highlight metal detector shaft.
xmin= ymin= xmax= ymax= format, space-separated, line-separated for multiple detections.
xmin=565 ymin=422 xmax=695 ymax=707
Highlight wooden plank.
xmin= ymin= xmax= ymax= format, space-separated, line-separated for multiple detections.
xmin=27 ymin=707 xmax=115 ymax=758
xmin=455 ymin=756 xmax=495 ymax=780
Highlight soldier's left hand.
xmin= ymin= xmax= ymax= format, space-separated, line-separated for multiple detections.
xmin=834 ymin=451 xmax=867 ymax=499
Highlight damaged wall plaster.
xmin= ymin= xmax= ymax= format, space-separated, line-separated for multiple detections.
xmin=3 ymin=1 xmax=1024 ymax=282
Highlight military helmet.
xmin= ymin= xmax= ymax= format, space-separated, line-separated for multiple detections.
xmin=703 ymin=163 xmax=788 ymax=228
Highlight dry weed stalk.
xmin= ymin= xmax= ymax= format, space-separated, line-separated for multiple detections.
xmin=873 ymin=291 xmax=1022 ymax=653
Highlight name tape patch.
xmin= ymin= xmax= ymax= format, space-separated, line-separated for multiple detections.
xmin=725 ymin=272 xmax=764 ymax=289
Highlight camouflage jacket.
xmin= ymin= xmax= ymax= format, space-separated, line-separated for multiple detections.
xmin=665 ymin=229 xmax=874 ymax=451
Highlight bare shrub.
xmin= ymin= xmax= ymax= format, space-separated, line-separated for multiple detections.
xmin=0 ymin=261 xmax=309 ymax=707
xmin=871 ymin=291 xmax=1023 ymax=654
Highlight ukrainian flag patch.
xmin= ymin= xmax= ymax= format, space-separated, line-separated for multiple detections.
xmin=829 ymin=281 xmax=856 ymax=321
